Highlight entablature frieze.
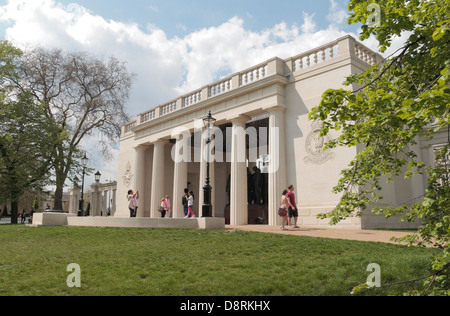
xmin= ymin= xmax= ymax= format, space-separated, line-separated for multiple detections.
xmin=132 ymin=76 xmax=288 ymax=142
xmin=121 ymin=35 xmax=383 ymax=143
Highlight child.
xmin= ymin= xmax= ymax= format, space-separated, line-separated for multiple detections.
xmin=185 ymin=191 xmax=195 ymax=218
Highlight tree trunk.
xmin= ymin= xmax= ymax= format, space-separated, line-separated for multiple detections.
xmin=10 ymin=200 xmax=18 ymax=225
xmin=54 ymin=183 xmax=64 ymax=211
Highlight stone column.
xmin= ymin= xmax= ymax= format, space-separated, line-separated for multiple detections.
xmin=90 ymin=184 xmax=98 ymax=216
xmin=96 ymin=190 xmax=102 ymax=216
xmin=267 ymin=107 xmax=287 ymax=226
xmin=150 ymin=141 xmax=166 ymax=218
xmin=69 ymin=188 xmax=80 ymax=215
xmin=102 ymin=189 xmax=108 ymax=217
xmin=135 ymin=145 xmax=148 ymax=218
xmin=173 ymin=137 xmax=188 ymax=218
xmin=112 ymin=188 xmax=117 ymax=216
xmin=230 ymin=116 xmax=250 ymax=225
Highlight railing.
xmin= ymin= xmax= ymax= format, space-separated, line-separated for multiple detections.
xmin=123 ymin=36 xmax=382 ymax=136
xmin=290 ymin=42 xmax=339 ymax=72
xmin=161 ymin=100 xmax=177 ymax=116
xmin=240 ymin=63 xmax=268 ymax=86
xmin=209 ymin=76 xmax=233 ymax=98
xmin=124 ymin=121 xmax=136 ymax=134
xmin=140 ymin=109 xmax=155 ymax=124
xmin=183 ymin=89 xmax=203 ymax=108
xmin=354 ymin=42 xmax=378 ymax=66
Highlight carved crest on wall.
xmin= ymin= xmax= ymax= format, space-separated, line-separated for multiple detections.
xmin=122 ymin=161 xmax=134 ymax=187
xmin=304 ymin=120 xmax=335 ymax=165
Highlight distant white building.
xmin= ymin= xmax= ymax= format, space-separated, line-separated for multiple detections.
xmin=116 ymin=35 xmax=443 ymax=230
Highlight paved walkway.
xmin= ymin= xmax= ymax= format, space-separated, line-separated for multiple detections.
xmin=227 ymin=225 xmax=417 ymax=245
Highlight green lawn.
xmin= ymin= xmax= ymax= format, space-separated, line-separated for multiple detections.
xmin=0 ymin=225 xmax=439 ymax=296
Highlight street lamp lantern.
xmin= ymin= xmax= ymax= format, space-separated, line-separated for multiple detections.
xmin=81 ymin=153 xmax=89 ymax=167
xmin=95 ymin=171 xmax=102 ymax=183
xmin=203 ymin=111 xmax=217 ymax=130
xmin=202 ymin=111 xmax=216 ymax=217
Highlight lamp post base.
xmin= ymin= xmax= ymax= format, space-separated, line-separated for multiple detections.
xmin=202 ymin=204 xmax=212 ymax=218
xmin=202 ymin=184 xmax=213 ymax=217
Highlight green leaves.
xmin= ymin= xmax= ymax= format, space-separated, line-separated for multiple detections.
xmin=311 ymin=0 xmax=450 ymax=295
xmin=432 ymin=20 xmax=450 ymax=41
xmin=0 ymin=41 xmax=62 ymax=213
xmin=0 ymin=92 xmax=60 ymax=201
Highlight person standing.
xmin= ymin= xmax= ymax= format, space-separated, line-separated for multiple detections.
xmin=127 ymin=190 xmax=139 ymax=218
xmin=182 ymin=188 xmax=189 ymax=217
xmin=160 ymin=197 xmax=167 ymax=218
xmin=29 ymin=209 xmax=34 ymax=224
xmin=286 ymin=185 xmax=299 ymax=228
xmin=185 ymin=191 xmax=196 ymax=218
xmin=165 ymin=195 xmax=172 ymax=218
xmin=278 ymin=190 xmax=289 ymax=230
xmin=20 ymin=209 xmax=26 ymax=224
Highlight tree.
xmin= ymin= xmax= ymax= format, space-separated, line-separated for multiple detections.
xmin=0 ymin=41 xmax=60 ymax=224
xmin=11 ymin=48 xmax=135 ymax=210
xmin=33 ymin=195 xmax=39 ymax=211
xmin=309 ymin=0 xmax=449 ymax=295
xmin=0 ymin=90 xmax=61 ymax=224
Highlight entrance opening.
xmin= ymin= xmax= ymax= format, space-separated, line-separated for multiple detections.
xmin=222 ymin=117 xmax=269 ymax=224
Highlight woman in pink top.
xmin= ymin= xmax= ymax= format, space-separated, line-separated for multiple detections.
xmin=165 ymin=195 xmax=172 ymax=218
xmin=127 ymin=190 xmax=139 ymax=218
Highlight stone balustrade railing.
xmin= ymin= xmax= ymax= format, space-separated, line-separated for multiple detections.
xmin=124 ymin=121 xmax=136 ymax=134
xmin=289 ymin=42 xmax=339 ymax=72
xmin=354 ymin=42 xmax=378 ymax=66
xmin=183 ymin=88 xmax=203 ymax=108
xmin=209 ymin=76 xmax=233 ymax=98
xmin=122 ymin=35 xmax=382 ymax=137
xmin=240 ymin=63 xmax=269 ymax=86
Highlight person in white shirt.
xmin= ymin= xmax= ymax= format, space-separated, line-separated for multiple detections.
xmin=127 ymin=190 xmax=139 ymax=218
xmin=185 ymin=191 xmax=195 ymax=218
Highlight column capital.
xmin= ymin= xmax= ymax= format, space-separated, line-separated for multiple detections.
xmin=152 ymin=139 xmax=169 ymax=145
xmin=264 ymin=105 xmax=287 ymax=113
xmin=134 ymin=143 xmax=150 ymax=151
xmin=228 ymin=114 xmax=251 ymax=124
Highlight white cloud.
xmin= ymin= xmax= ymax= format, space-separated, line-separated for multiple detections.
xmin=327 ymin=0 xmax=349 ymax=25
xmin=300 ymin=12 xmax=317 ymax=34
xmin=1 ymin=0 xmax=408 ymax=184
xmin=148 ymin=5 xmax=159 ymax=13
xmin=0 ymin=0 xmax=353 ymax=112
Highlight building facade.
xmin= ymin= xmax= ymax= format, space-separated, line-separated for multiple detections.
xmin=116 ymin=35 xmax=441 ymax=230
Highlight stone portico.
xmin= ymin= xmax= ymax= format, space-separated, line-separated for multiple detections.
xmin=116 ymin=35 xmax=436 ymax=230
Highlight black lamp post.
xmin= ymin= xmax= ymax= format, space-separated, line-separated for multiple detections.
xmin=202 ymin=111 xmax=216 ymax=217
xmin=78 ymin=153 xmax=89 ymax=216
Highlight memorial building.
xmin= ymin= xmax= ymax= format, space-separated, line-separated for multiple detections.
xmin=116 ymin=35 xmax=444 ymax=230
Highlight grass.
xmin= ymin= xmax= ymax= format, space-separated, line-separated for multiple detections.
xmin=0 ymin=225 xmax=440 ymax=296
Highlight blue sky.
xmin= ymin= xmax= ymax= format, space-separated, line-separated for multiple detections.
xmin=0 ymin=0 xmax=362 ymax=110
xmin=52 ymin=0 xmax=357 ymax=38
xmin=0 ymin=0 xmax=398 ymax=185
